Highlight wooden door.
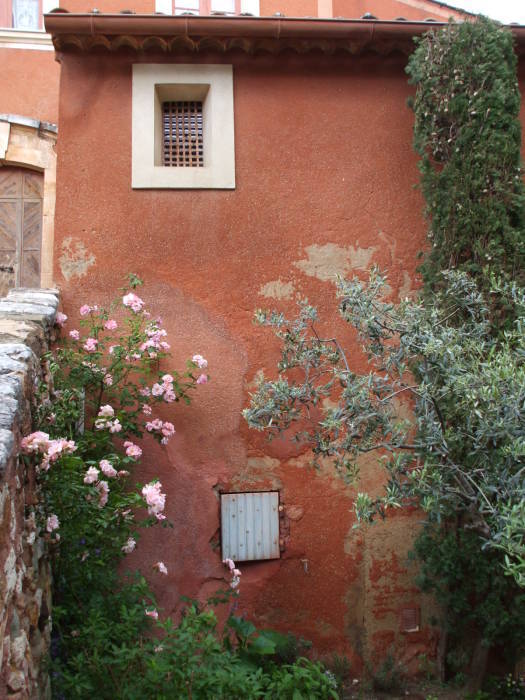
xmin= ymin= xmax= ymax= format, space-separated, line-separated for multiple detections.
xmin=0 ymin=167 xmax=43 ymax=296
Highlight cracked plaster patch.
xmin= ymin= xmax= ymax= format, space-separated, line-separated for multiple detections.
xmin=293 ymin=243 xmax=376 ymax=283
xmin=59 ymin=236 xmax=95 ymax=281
xmin=259 ymin=279 xmax=295 ymax=301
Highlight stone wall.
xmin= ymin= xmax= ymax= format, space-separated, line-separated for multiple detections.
xmin=0 ymin=288 xmax=59 ymax=699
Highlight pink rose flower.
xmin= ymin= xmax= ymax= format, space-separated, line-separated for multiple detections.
xmin=99 ymin=460 xmax=117 ymax=478
xmin=69 ymin=329 xmax=80 ymax=340
xmin=196 ymin=374 xmax=208 ymax=385
xmin=154 ymin=561 xmax=168 ymax=575
xmin=162 ymin=374 xmax=174 ymax=384
xmin=142 ymin=404 xmax=152 ymax=416
xmin=124 ymin=441 xmax=142 ymax=459
xmin=55 ymin=312 xmax=67 ymax=327
xmin=96 ymin=480 xmax=109 ymax=507
xmin=98 ymin=405 xmax=114 ymax=417
xmin=104 ymin=319 xmax=118 ymax=330
xmin=47 ymin=438 xmax=76 ymax=462
xmin=192 ymin=354 xmax=208 ymax=369
xmin=163 ymin=390 xmax=176 ymax=403
xmin=142 ymin=481 xmax=166 ymax=518
xmin=84 ymin=466 xmax=100 ymax=484
xmin=83 ymin=338 xmax=98 ymax=353
xmin=122 ymin=292 xmax=144 ymax=313
xmin=109 ymin=419 xmax=122 ymax=434
xmin=145 ymin=419 xmax=163 ymax=432
xmin=21 ymin=431 xmax=50 ymax=454
xmin=79 ymin=304 xmax=91 ymax=316
xmin=145 ymin=609 xmax=158 ymax=620
xmin=151 ymin=383 xmax=164 ymax=397
xmin=104 ymin=374 xmax=113 ymax=386
xmin=161 ymin=422 xmax=175 ymax=438
xmin=46 ymin=514 xmax=59 ymax=532
xmin=121 ymin=537 xmax=136 ymax=554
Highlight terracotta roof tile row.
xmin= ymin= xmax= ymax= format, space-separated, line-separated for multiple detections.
xmin=44 ymin=12 xmax=525 ymax=56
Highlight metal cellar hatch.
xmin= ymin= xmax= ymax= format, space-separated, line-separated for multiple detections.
xmin=220 ymin=491 xmax=280 ymax=562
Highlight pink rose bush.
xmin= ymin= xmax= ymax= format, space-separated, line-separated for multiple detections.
xmin=18 ymin=277 xmax=334 ymax=699
xmin=27 ymin=276 xmax=210 ymax=569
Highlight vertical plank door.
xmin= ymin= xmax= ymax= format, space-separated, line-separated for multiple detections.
xmin=0 ymin=166 xmax=43 ymax=296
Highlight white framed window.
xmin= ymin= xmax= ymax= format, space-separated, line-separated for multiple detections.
xmin=132 ymin=64 xmax=235 ymax=189
xmin=155 ymin=0 xmax=259 ymax=15
xmin=13 ymin=0 xmax=40 ymax=29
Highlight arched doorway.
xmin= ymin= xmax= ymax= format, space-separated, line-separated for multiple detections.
xmin=0 ymin=165 xmax=43 ymax=296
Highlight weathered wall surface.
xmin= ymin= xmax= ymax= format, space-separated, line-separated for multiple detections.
xmin=0 ymin=288 xmax=59 ymax=699
xmin=0 ymin=50 xmax=59 ymax=125
xmin=52 ymin=47 xmax=438 ymax=672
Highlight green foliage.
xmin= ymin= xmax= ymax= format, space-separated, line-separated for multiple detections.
xmin=484 ymin=674 xmax=525 ymax=699
xmin=245 ymin=271 xmax=525 ymax=564
xmin=368 ymin=653 xmax=404 ymax=693
xmin=413 ymin=526 xmax=525 ymax=663
xmin=466 ymin=675 xmax=525 ymax=700
xmin=407 ymin=18 xmax=525 ymax=295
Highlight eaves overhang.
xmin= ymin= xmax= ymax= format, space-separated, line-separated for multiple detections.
xmin=44 ymin=13 xmax=525 ymax=57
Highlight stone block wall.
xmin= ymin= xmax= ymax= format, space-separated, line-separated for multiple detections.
xmin=0 ymin=288 xmax=59 ymax=699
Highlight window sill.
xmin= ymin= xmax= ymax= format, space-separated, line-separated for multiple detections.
xmin=0 ymin=28 xmax=53 ymax=50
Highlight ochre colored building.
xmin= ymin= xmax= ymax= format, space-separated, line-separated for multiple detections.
xmin=0 ymin=1 xmax=468 ymax=294
xmin=2 ymin=0 xmax=525 ymax=674
xmin=36 ymin=11 xmax=525 ymax=673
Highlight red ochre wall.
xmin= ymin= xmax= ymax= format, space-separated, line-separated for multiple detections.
xmin=260 ymin=0 xmax=465 ymax=20
xmin=53 ymin=49 xmax=441 ymax=671
xmin=330 ymin=0 xmax=464 ymax=20
xmin=0 ymin=48 xmax=59 ymax=124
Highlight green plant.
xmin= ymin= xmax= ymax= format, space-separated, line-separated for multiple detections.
xmin=325 ymin=653 xmax=352 ymax=687
xmin=418 ymin=653 xmax=437 ymax=681
xmin=484 ymin=674 xmax=525 ymax=699
xmin=407 ymin=17 xmax=525 ymax=298
xmin=368 ymin=653 xmax=404 ymax=693
xmin=264 ymin=658 xmax=338 ymax=699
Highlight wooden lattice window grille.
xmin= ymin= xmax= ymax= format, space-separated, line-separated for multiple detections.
xmin=162 ymin=101 xmax=204 ymax=167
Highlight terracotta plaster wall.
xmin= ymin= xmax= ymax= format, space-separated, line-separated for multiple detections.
xmin=260 ymin=0 xmax=464 ymax=19
xmin=260 ymin=0 xmax=318 ymax=16
xmin=0 ymin=49 xmax=59 ymax=124
xmin=60 ymin=0 xmax=154 ymax=12
xmin=54 ymin=48 xmax=437 ymax=670
xmin=331 ymin=0 xmax=464 ymax=20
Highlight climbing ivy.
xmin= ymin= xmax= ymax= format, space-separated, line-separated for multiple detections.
xmin=407 ymin=17 xmax=525 ymax=296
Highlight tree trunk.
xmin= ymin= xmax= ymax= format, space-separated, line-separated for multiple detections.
xmin=465 ymin=638 xmax=489 ymax=693
xmin=436 ymin=625 xmax=448 ymax=682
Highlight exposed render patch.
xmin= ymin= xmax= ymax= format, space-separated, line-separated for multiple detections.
xmin=259 ymin=279 xmax=295 ymax=301
xmin=59 ymin=236 xmax=95 ymax=281
xmin=230 ymin=455 xmax=282 ymax=490
xmin=293 ymin=243 xmax=376 ymax=283
xmin=398 ymin=271 xmax=414 ymax=300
